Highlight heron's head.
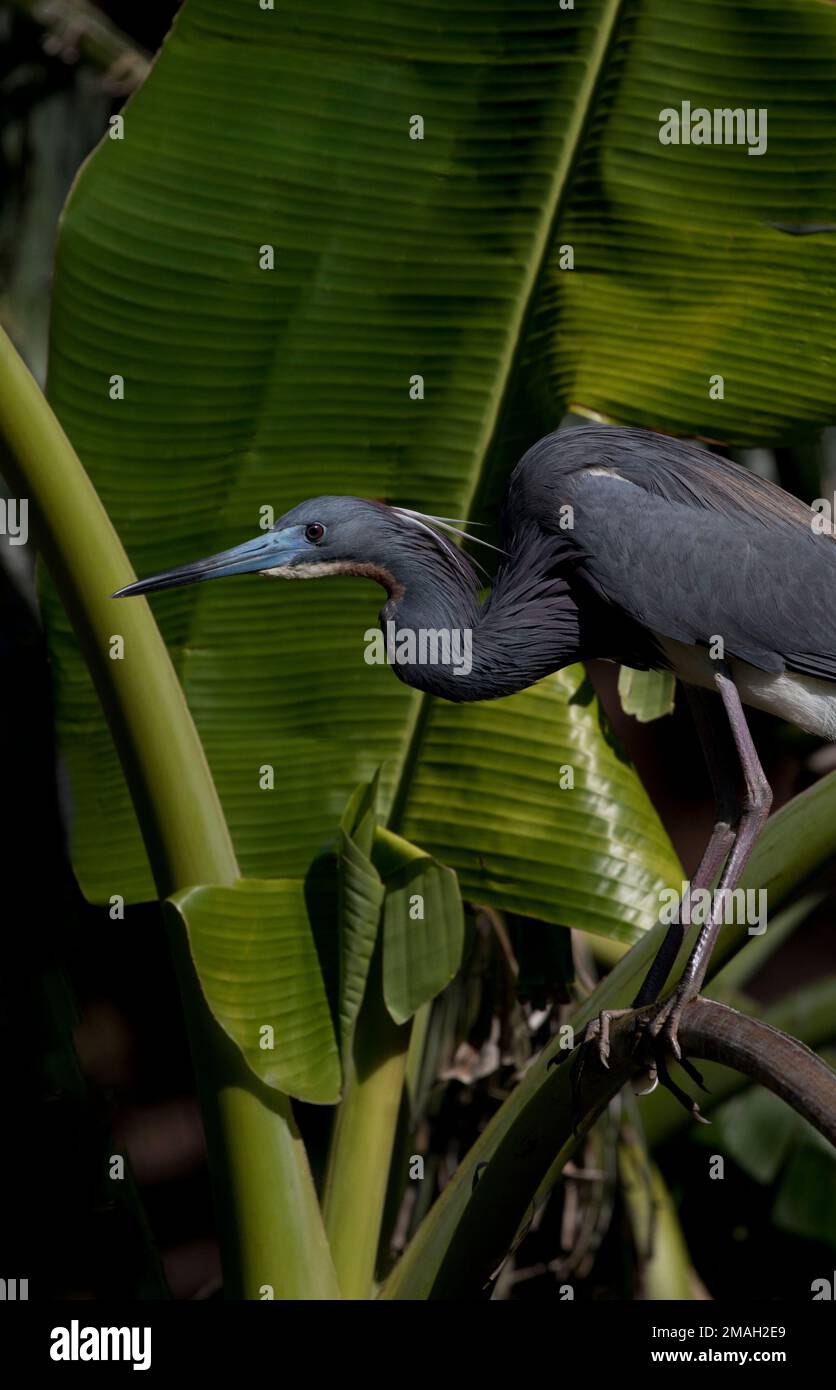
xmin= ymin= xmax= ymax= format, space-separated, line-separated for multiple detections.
xmin=112 ymin=496 xmax=485 ymax=600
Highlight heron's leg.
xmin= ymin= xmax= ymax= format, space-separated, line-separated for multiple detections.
xmin=648 ymin=665 xmax=772 ymax=1056
xmin=632 ymin=685 xmax=739 ymax=1009
xmin=572 ymin=671 xmax=770 ymax=1116
xmin=583 ymin=686 xmax=741 ymax=1067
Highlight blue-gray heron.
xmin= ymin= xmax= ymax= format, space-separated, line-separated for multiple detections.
xmin=115 ymin=426 xmax=834 ymax=1093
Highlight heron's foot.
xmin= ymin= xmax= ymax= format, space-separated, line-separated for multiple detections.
xmin=639 ymin=987 xmax=711 ymax=1124
xmin=546 ymin=1007 xmax=634 ymax=1078
xmin=562 ymin=996 xmax=711 ymax=1127
xmin=643 ymin=983 xmax=705 ymax=1073
xmin=578 ymin=1007 xmax=634 ymax=1070
xmin=559 ymin=1008 xmax=645 ymax=1134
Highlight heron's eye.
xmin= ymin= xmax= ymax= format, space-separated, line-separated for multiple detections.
xmin=304 ymin=523 xmax=325 ymax=543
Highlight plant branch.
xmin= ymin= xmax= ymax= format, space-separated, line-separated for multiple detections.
xmin=678 ymin=997 xmax=836 ymax=1145
xmin=11 ymin=0 xmax=151 ymax=93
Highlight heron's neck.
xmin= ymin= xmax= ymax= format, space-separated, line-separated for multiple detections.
xmin=380 ymin=527 xmax=586 ymax=702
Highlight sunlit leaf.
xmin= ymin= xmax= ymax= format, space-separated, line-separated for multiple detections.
xmin=397 ymin=667 xmax=678 ymax=943
xmin=617 ymin=668 xmax=676 ymax=724
xmin=169 ymin=879 xmax=341 ymax=1103
xmin=373 ymin=827 xmax=464 ymax=1025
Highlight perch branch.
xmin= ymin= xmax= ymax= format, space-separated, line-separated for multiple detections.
xmin=678 ymin=997 xmax=836 ymax=1145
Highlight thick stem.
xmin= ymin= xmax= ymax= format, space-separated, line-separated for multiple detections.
xmin=0 ymin=326 xmax=339 ymax=1298
xmin=322 ymin=947 xmax=410 ymax=1298
xmin=679 ymin=997 xmax=836 ymax=1144
xmin=618 ymin=1131 xmax=699 ymax=1300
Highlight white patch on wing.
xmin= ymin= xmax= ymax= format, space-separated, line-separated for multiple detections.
xmin=656 ymin=634 xmax=836 ymax=740
xmin=583 ymin=468 xmax=637 ymax=485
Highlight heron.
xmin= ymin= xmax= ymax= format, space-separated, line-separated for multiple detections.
xmin=114 ymin=425 xmax=836 ymax=1103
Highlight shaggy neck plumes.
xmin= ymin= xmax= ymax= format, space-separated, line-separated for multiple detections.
xmin=377 ymin=523 xmax=586 ymax=702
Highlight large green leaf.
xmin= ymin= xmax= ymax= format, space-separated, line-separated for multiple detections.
xmin=373 ymin=827 xmax=465 ymax=1025
xmin=170 ymin=879 xmax=341 ymax=1104
xmin=696 ymin=1084 xmax=801 ymax=1186
xmin=44 ymin=0 xmax=836 ymax=921
xmin=397 ymin=666 xmax=677 ymax=943
xmin=169 ymin=782 xmax=464 ymax=1100
xmin=773 ymin=1136 xmax=836 ymax=1250
xmin=538 ymin=0 xmax=836 ymax=441
xmin=694 ymin=1071 xmax=836 ymax=1248
xmin=337 ymin=789 xmax=466 ymax=1035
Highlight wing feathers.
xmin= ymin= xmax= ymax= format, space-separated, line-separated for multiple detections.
xmin=509 ymin=428 xmax=836 ymax=686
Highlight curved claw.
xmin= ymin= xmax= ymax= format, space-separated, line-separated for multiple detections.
xmin=583 ymin=1008 xmax=633 ymax=1071
xmin=653 ymin=1045 xmax=711 ymax=1125
xmin=632 ymin=1070 xmax=659 ymax=1097
xmin=647 ymin=999 xmax=683 ymax=1061
xmin=676 ymin=1052 xmax=710 ymax=1094
xmin=646 ymin=989 xmax=712 ymax=1095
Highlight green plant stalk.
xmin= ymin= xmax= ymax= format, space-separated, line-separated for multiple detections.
xmin=0 ymin=326 xmax=339 ymax=1298
xmin=404 ymin=1000 xmax=432 ymax=1119
xmin=619 ymin=1134 xmax=700 ymax=1300
xmin=322 ymin=946 xmax=411 ymax=1298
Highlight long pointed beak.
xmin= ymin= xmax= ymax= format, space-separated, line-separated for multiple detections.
xmin=112 ymin=528 xmax=306 ymax=598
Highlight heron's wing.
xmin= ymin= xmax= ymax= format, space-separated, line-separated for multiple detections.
xmin=565 ymin=470 xmax=836 ymax=682
xmin=510 ymin=425 xmax=820 ymax=535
